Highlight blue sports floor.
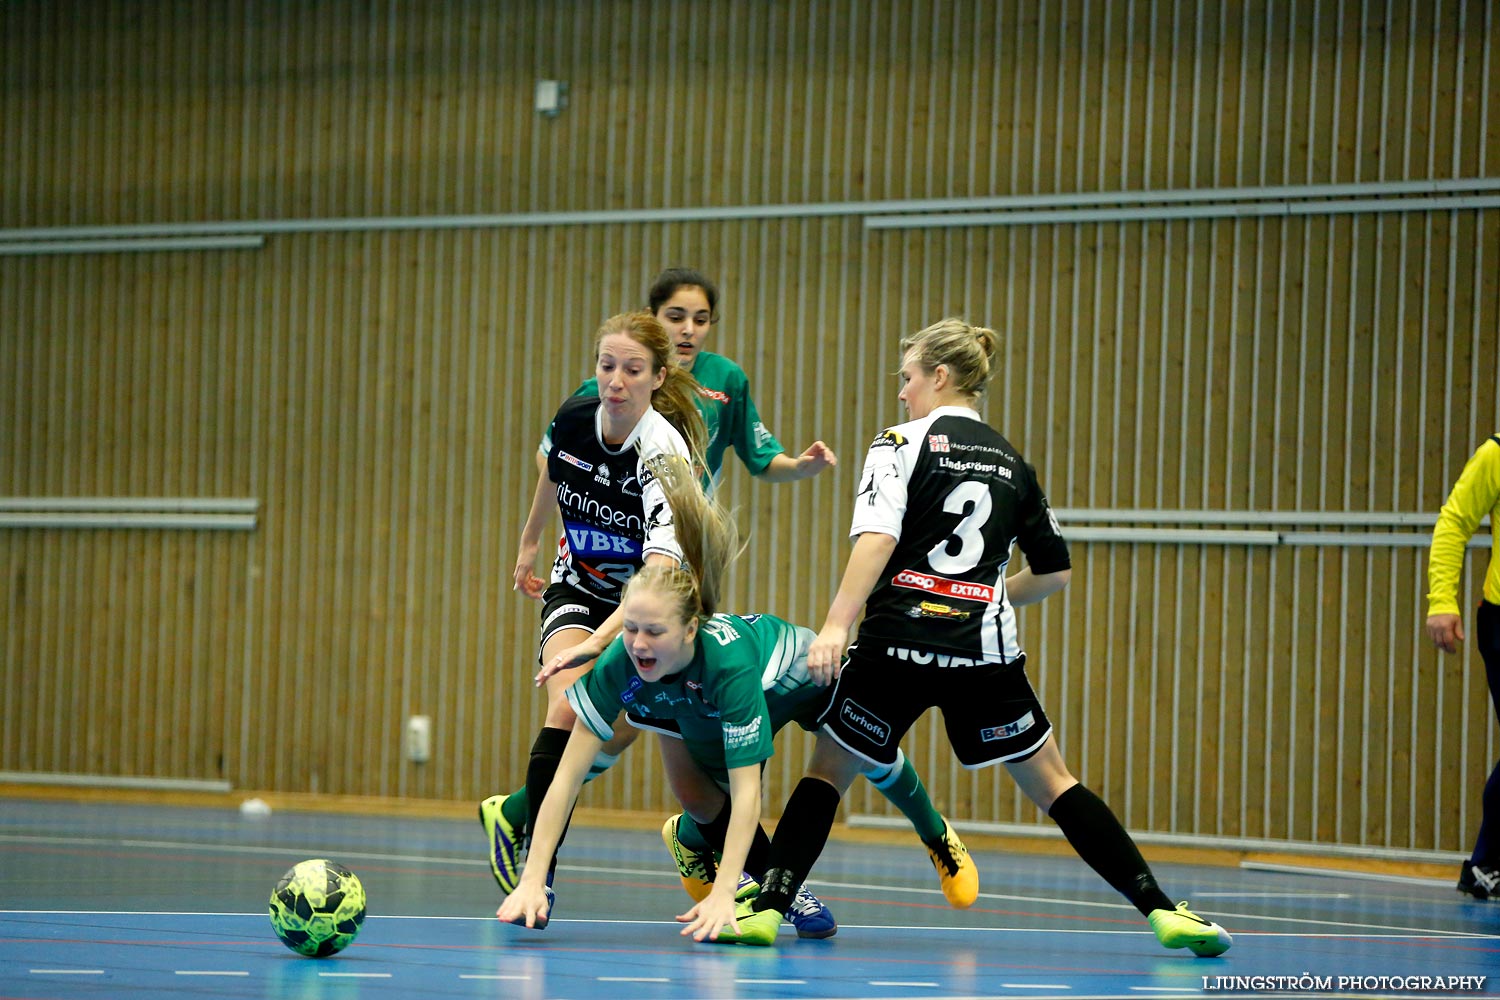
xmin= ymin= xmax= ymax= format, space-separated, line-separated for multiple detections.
xmin=1 ymin=796 xmax=1496 ymax=999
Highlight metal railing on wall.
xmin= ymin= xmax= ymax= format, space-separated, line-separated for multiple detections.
xmin=0 ymin=498 xmax=259 ymax=530
xmin=1053 ymin=508 xmax=1489 ymax=549
xmin=0 ymin=237 xmax=264 ymax=256
xmin=864 ymin=193 xmax=1500 ymax=229
xmin=2 ymin=178 xmax=1495 ymax=247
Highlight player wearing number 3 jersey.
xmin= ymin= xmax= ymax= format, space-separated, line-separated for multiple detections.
xmin=850 ymin=404 xmax=1069 ymax=672
xmin=728 ymin=318 xmax=1234 ymax=958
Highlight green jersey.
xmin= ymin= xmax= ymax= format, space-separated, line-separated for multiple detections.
xmin=542 ymin=350 xmax=786 ymax=490
xmin=565 ymin=612 xmax=826 ymax=780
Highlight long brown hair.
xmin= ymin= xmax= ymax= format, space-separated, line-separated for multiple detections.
xmin=594 ymin=310 xmax=708 ymax=463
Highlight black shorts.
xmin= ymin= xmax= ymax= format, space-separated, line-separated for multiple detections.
xmin=537 ymin=583 xmax=616 ymax=664
xmin=817 ymin=642 xmax=1052 ymax=769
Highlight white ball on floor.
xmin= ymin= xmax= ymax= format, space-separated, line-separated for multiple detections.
xmin=240 ymin=797 xmax=273 ymax=818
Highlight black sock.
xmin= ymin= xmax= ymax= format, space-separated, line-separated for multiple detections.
xmin=696 ymin=798 xmax=774 ymax=880
xmin=1048 ymin=783 xmax=1173 ymax=917
xmin=524 ymin=727 xmax=573 ymax=877
xmin=750 ymin=778 xmax=842 ymax=915
xmin=745 ymin=825 xmax=773 ymax=880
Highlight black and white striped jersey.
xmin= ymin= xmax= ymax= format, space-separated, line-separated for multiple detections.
xmin=849 ymin=405 xmax=1070 ymax=663
xmin=544 ymin=395 xmax=687 ymax=602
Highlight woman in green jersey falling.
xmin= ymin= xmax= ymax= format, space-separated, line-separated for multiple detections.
xmin=497 ymin=456 xmax=975 ymax=944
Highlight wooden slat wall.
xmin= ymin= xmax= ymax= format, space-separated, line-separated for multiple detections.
xmin=2 ymin=0 xmax=1497 ymax=852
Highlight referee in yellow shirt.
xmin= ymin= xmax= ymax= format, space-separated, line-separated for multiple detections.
xmin=1427 ymin=433 xmax=1500 ymax=901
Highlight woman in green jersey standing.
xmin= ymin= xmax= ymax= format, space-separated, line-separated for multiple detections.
xmin=645 ymin=267 xmax=836 ymax=488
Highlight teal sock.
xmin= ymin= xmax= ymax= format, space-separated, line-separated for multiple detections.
xmin=865 ymin=750 xmax=947 ymax=842
xmin=675 ymin=811 xmax=715 ymax=853
xmin=500 ymin=787 xmax=529 ymax=830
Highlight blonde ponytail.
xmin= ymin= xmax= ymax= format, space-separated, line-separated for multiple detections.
xmin=899 ymin=317 xmax=1000 ymax=398
xmin=625 ymin=454 xmax=743 ymax=624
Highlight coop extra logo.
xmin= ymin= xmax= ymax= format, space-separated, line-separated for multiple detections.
xmin=892 ymin=569 xmax=993 ymax=603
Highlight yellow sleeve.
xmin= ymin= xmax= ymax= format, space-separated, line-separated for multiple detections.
xmin=1427 ymin=437 xmax=1500 ymax=617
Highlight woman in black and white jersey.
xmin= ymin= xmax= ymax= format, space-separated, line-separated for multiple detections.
xmin=506 ymin=310 xmax=706 ymax=890
xmin=727 ymin=318 xmax=1234 ymax=957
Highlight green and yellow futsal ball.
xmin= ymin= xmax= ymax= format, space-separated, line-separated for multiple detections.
xmin=268 ymin=859 xmax=367 ymax=957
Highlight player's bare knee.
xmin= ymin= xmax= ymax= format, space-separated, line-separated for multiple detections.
xmin=543 ymin=699 xmax=579 ymax=730
xmin=805 ymin=740 xmax=865 ymax=792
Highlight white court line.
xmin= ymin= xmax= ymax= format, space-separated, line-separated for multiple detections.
xmin=318 ymin=972 xmax=391 ymax=978
xmin=0 ymin=909 xmax=674 ymax=926
xmin=1240 ymin=860 xmax=1453 ymax=887
xmin=30 ymin=969 xmax=104 ymax=974
xmin=1195 ymin=891 xmax=1351 ymax=898
xmin=1130 ymin=988 xmax=1201 ymax=993
xmin=175 ymin=970 xmax=249 ymax=976
xmin=823 ymin=921 xmax=1496 ymax=939
xmin=1210 ymin=930 xmax=1496 ymax=939
xmin=460 ymin=974 xmax=532 ymax=980
xmin=0 ymin=833 xmax=501 ymax=870
xmin=0 ymin=831 xmax=682 ymax=891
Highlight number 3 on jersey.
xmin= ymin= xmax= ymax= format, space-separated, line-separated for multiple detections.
xmin=926 ymin=481 xmax=993 ymax=574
